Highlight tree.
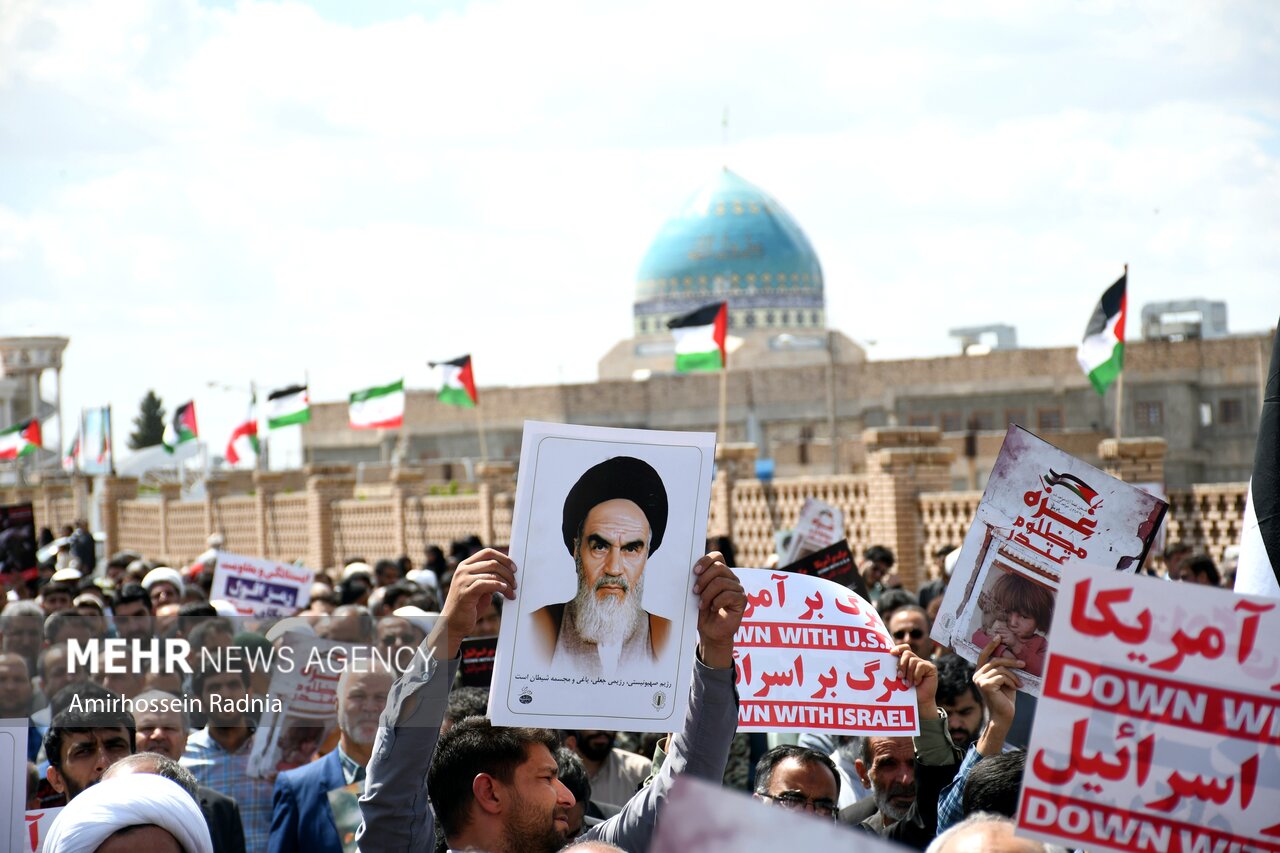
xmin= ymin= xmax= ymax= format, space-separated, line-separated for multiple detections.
xmin=129 ymin=390 xmax=166 ymax=450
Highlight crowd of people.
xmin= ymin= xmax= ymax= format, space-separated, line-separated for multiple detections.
xmin=0 ymin=525 xmax=1238 ymax=852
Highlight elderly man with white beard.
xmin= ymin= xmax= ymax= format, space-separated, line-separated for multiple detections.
xmin=529 ymin=456 xmax=673 ymax=677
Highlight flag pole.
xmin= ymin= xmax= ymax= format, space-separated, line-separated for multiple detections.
xmin=718 ymin=365 xmax=728 ymax=445
xmin=474 ymin=405 xmax=489 ymax=462
xmin=1114 ymin=263 xmax=1128 ymax=440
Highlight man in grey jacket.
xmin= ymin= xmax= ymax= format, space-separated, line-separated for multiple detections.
xmin=357 ymin=547 xmax=745 ymax=853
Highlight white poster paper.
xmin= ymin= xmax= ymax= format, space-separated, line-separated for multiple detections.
xmin=932 ymin=425 xmax=1167 ymax=695
xmin=1 ymin=718 xmax=26 ymax=853
xmin=247 ymin=632 xmax=349 ymax=779
xmin=650 ymin=775 xmax=903 ymax=853
xmin=781 ymin=497 xmax=844 ymax=566
xmin=21 ymin=808 xmax=60 ymax=853
xmin=211 ymin=551 xmax=315 ymax=619
xmin=733 ymin=567 xmax=917 ymax=735
xmin=489 ymin=421 xmax=716 ymax=731
xmin=1017 ymin=565 xmax=1280 ymax=853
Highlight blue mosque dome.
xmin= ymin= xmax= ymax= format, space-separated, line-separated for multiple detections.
xmin=633 ymin=168 xmax=825 ymax=337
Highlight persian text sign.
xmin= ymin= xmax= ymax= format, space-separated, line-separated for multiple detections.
xmin=733 ymin=568 xmax=917 ymax=735
xmin=932 ymin=426 xmax=1167 ymax=696
xmin=248 ymin=632 xmax=349 ymax=779
xmin=1018 ymin=565 xmax=1280 ymax=853
xmin=212 ymin=551 xmax=314 ymax=619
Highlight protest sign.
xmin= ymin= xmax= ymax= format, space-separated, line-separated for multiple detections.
xmin=1017 ymin=565 xmax=1280 ymax=853
xmin=248 ymin=632 xmax=349 ymax=778
xmin=650 ymin=775 xmax=903 ymax=853
xmin=931 ymin=425 xmax=1167 ymax=696
xmin=490 ymin=421 xmax=716 ymax=731
xmin=21 ymin=808 xmax=60 ymax=853
xmin=781 ymin=497 xmax=844 ymax=565
xmin=211 ymin=551 xmax=315 ymax=619
xmin=2 ymin=718 xmax=26 ymax=853
xmin=733 ymin=567 xmax=916 ymax=735
xmin=459 ymin=636 xmax=498 ymax=688
xmin=779 ymin=538 xmax=867 ymax=598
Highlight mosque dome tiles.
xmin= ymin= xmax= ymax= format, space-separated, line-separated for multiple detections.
xmin=633 ymin=168 xmax=825 ymax=337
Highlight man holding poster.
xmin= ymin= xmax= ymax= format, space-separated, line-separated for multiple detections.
xmin=491 ymin=421 xmax=718 ymax=732
xmin=356 ymin=545 xmax=746 ymax=853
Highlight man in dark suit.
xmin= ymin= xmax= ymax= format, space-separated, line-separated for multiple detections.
xmin=133 ymin=689 xmax=246 ymax=853
xmin=529 ymin=456 xmax=673 ymax=677
xmin=269 ymin=662 xmax=395 ymax=853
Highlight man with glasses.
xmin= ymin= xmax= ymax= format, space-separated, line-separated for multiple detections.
xmin=752 ymin=745 xmax=841 ymax=820
xmin=887 ymin=604 xmax=934 ymax=661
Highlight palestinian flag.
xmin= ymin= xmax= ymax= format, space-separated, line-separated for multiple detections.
xmin=0 ymin=418 xmax=42 ymax=461
xmin=430 ymin=355 xmax=478 ymax=408
xmin=350 ymin=379 xmax=405 ymax=430
xmin=163 ymin=401 xmax=199 ymax=453
xmin=1235 ymin=319 xmax=1280 ymax=599
xmin=668 ymin=301 xmax=728 ymax=373
xmin=267 ymin=384 xmax=310 ymax=429
xmin=63 ymin=428 xmax=81 ymax=471
xmin=226 ymin=417 xmax=259 ymax=465
xmin=1077 ymin=272 xmax=1126 ymax=394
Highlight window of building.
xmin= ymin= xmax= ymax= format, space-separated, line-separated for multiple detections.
xmin=970 ymin=410 xmax=995 ymax=431
xmin=1220 ymin=398 xmax=1244 ymax=424
xmin=765 ymin=311 xmax=775 ymax=325
xmin=745 ymin=312 xmax=757 ymax=327
xmin=1004 ymin=409 xmax=1025 ymax=428
xmin=941 ymin=412 xmax=963 ymax=433
xmin=1037 ymin=408 xmax=1064 ymax=431
xmin=908 ymin=414 xmax=934 ymax=428
xmin=1134 ymin=401 xmax=1163 ymax=428
xmin=1200 ymin=402 xmax=1213 ymax=427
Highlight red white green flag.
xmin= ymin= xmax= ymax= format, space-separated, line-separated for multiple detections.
xmin=63 ymin=428 xmax=80 ymax=471
xmin=668 ymin=302 xmax=728 ymax=373
xmin=1077 ymin=272 xmax=1126 ymax=395
xmin=349 ymin=379 xmax=405 ymax=429
xmin=0 ymin=418 xmax=42 ymax=461
xmin=163 ymin=400 xmax=199 ymax=453
xmin=226 ymin=405 xmax=259 ymax=465
xmin=430 ymin=355 xmax=478 ymax=408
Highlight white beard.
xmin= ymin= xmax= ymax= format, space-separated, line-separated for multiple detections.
xmin=571 ymin=563 xmax=645 ymax=647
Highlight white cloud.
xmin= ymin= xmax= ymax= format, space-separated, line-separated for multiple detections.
xmin=0 ymin=0 xmax=1276 ymax=460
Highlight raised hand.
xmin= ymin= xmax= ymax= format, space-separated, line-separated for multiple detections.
xmin=691 ymin=551 xmax=746 ymax=669
xmin=973 ymin=636 xmax=1023 ymax=755
xmin=429 ymin=548 xmax=517 ymax=661
xmin=892 ymin=644 xmax=939 ymax=718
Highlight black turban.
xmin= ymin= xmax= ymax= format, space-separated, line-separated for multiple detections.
xmin=561 ymin=456 xmax=669 ymax=556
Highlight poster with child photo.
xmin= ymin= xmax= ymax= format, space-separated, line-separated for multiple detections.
xmin=932 ymin=425 xmax=1167 ymax=695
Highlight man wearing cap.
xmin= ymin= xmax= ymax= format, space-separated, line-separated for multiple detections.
xmin=530 ymin=456 xmax=672 ymax=677
xmin=143 ymin=567 xmax=185 ymax=608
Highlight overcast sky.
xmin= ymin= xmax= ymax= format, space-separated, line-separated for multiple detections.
xmin=2 ymin=0 xmax=1277 ymax=465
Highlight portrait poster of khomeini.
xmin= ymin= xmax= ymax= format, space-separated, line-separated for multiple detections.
xmin=491 ymin=421 xmax=716 ymax=730
xmin=530 ymin=455 xmax=673 ymax=676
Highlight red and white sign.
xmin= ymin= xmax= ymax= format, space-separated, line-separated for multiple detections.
xmin=23 ymin=808 xmax=61 ymax=852
xmin=1018 ymin=564 xmax=1280 ymax=853
xmin=733 ymin=568 xmax=917 ymax=736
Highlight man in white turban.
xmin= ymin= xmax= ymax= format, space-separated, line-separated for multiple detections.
xmin=43 ymin=773 xmax=213 ymax=853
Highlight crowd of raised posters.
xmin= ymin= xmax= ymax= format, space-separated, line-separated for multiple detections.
xmin=4 ymin=415 xmax=1277 ymax=852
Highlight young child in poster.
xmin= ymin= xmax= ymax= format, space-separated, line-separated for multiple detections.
xmin=970 ymin=570 xmax=1053 ymax=677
